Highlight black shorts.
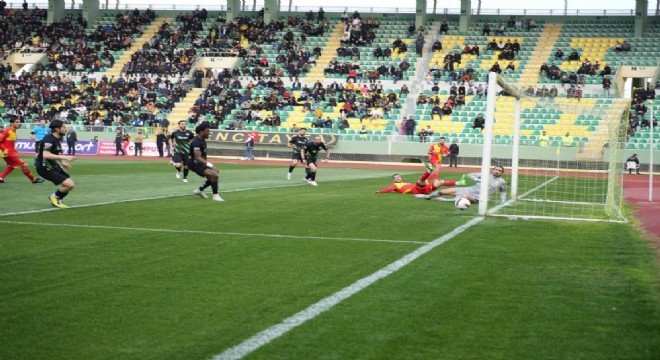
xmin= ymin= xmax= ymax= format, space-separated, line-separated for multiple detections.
xmin=172 ymin=153 xmax=190 ymax=164
xmin=291 ymin=152 xmax=303 ymax=161
xmin=37 ymin=166 xmax=70 ymax=185
xmin=188 ymin=162 xmax=209 ymax=177
xmin=305 ymin=158 xmax=317 ymax=166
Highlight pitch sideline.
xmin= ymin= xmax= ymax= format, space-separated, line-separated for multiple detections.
xmin=0 ymin=219 xmax=426 ymax=245
xmin=0 ymin=183 xmax=309 ymax=217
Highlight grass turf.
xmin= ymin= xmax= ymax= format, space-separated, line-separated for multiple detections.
xmin=0 ymin=158 xmax=657 ymax=359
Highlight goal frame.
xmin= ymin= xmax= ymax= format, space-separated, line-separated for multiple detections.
xmin=478 ymin=72 xmax=627 ymax=223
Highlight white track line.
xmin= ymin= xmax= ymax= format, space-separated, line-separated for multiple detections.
xmin=211 ymin=216 xmax=484 ymax=360
xmin=0 ymin=220 xmax=425 ymax=245
xmin=0 ymin=183 xmax=306 ymax=217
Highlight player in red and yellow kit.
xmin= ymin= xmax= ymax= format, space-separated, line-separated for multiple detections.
xmin=426 ymin=136 xmax=450 ymax=181
xmin=375 ymin=169 xmax=466 ymax=195
xmin=0 ymin=118 xmax=44 ymax=184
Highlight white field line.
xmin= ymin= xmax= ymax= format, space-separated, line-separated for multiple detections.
xmin=211 ymin=216 xmax=484 ymax=360
xmin=0 ymin=220 xmax=425 ymax=245
xmin=0 ymin=183 xmax=307 ymax=217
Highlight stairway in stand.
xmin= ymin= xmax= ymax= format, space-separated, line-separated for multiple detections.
xmin=167 ymin=88 xmax=205 ymax=125
xmin=103 ymin=17 xmax=168 ymax=78
xmin=518 ymin=23 xmax=563 ymax=87
xmin=575 ymin=99 xmax=629 ymax=161
xmin=304 ymin=22 xmax=345 ymax=82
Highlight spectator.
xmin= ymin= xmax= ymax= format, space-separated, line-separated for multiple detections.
xmin=562 ymin=132 xmax=573 ymax=147
xmin=473 ymin=113 xmax=485 ymax=131
xmin=600 ymin=63 xmax=612 ymax=76
xmin=626 ymin=154 xmax=640 ymax=174
xmin=539 ymin=131 xmax=549 ymax=147
xmin=359 ymin=125 xmax=369 ymax=139
xmin=405 ymin=115 xmax=416 ymax=136
xmin=568 ymin=50 xmax=580 ymax=62
xmin=615 ymin=41 xmax=632 ymax=52
xmin=133 ymin=130 xmax=144 ymax=156
xmin=603 ymin=77 xmax=612 ymax=96
xmin=242 ymin=133 xmax=255 ymax=160
xmin=415 ymin=36 xmax=425 ymax=56
xmin=448 ymin=139 xmax=459 ymax=167
xmin=338 ymin=116 xmax=350 ymax=130
xmin=418 ymin=126 xmax=433 ymax=143
xmin=439 ymin=21 xmax=449 ymax=34
xmin=490 ymin=62 xmax=502 ymax=74
xmin=482 ymin=23 xmax=491 ymax=36
xmin=156 ymin=130 xmax=167 ymax=157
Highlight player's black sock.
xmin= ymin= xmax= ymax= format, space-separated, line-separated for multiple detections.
xmin=183 ymin=168 xmax=189 ymax=179
xmin=176 ymin=167 xmax=181 ymax=173
xmin=55 ymin=189 xmax=68 ymax=200
xmin=288 ymin=165 xmax=295 ymax=173
xmin=200 ymin=179 xmax=211 ymax=190
xmin=211 ymin=182 xmax=218 ymax=194
xmin=310 ymin=172 xmax=316 ymax=181
xmin=305 ymin=168 xmax=311 ymax=179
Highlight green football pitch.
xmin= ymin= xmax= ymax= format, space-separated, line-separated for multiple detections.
xmin=0 ymin=158 xmax=658 ymax=360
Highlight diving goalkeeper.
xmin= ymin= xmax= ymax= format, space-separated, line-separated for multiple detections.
xmin=415 ymin=165 xmax=507 ymax=204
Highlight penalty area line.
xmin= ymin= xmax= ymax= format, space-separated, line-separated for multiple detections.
xmin=0 ymin=183 xmax=306 ymax=217
xmin=211 ymin=216 xmax=484 ymax=360
xmin=0 ymin=220 xmax=426 ymax=245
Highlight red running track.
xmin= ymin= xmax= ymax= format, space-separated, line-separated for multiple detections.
xmin=623 ymin=174 xmax=660 ymax=239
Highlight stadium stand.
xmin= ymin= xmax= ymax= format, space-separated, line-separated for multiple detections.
xmin=0 ymin=7 xmax=658 ymax=153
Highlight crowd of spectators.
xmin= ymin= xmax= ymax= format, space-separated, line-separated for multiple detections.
xmin=187 ymin=67 xmax=404 ymax=131
xmin=2 ymin=9 xmax=153 ymax=74
xmin=0 ymin=65 xmax=190 ymax=130
xmin=324 ymin=58 xmax=411 ymax=84
xmin=627 ymin=85 xmax=657 ymax=138
xmin=482 ymin=16 xmax=537 ymax=36
xmin=0 ymin=8 xmax=47 ymax=59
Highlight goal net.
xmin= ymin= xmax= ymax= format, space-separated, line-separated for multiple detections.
xmin=478 ymin=72 xmax=628 ymax=222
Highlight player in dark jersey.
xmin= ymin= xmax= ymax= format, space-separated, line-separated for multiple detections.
xmin=301 ymin=135 xmax=330 ymax=186
xmin=169 ymin=120 xmax=195 ymax=183
xmin=36 ymin=120 xmax=76 ymax=208
xmin=188 ymin=122 xmax=223 ymax=201
xmin=286 ymin=127 xmax=307 ymax=180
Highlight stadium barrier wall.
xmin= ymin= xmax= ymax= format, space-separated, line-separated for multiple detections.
xmin=11 ymin=128 xmax=658 ymax=171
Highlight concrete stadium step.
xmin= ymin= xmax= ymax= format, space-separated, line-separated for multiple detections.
xmin=167 ymin=88 xmax=205 ymax=123
xmin=304 ymin=22 xmax=345 ymax=79
xmin=517 ymin=23 xmax=563 ymax=87
xmin=103 ymin=17 xmax=168 ymax=77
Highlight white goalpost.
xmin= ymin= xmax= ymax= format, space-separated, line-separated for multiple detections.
xmin=478 ymin=72 xmax=629 ymax=222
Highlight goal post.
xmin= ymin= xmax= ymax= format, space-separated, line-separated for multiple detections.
xmin=478 ymin=72 xmax=628 ymax=222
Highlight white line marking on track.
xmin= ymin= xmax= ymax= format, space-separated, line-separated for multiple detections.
xmin=211 ymin=216 xmax=484 ymax=360
xmin=0 ymin=220 xmax=426 ymax=245
xmin=0 ymin=183 xmax=306 ymax=217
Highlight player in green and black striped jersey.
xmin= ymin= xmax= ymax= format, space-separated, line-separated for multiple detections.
xmin=169 ymin=121 xmax=194 ymax=182
xmin=286 ymin=127 xmax=307 ymax=180
xmin=301 ymin=135 xmax=330 ymax=186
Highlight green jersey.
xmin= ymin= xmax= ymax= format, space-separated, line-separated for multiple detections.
xmin=170 ymin=129 xmax=194 ymax=154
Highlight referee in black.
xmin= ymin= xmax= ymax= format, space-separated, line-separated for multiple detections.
xmin=36 ymin=120 xmax=76 ymax=208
